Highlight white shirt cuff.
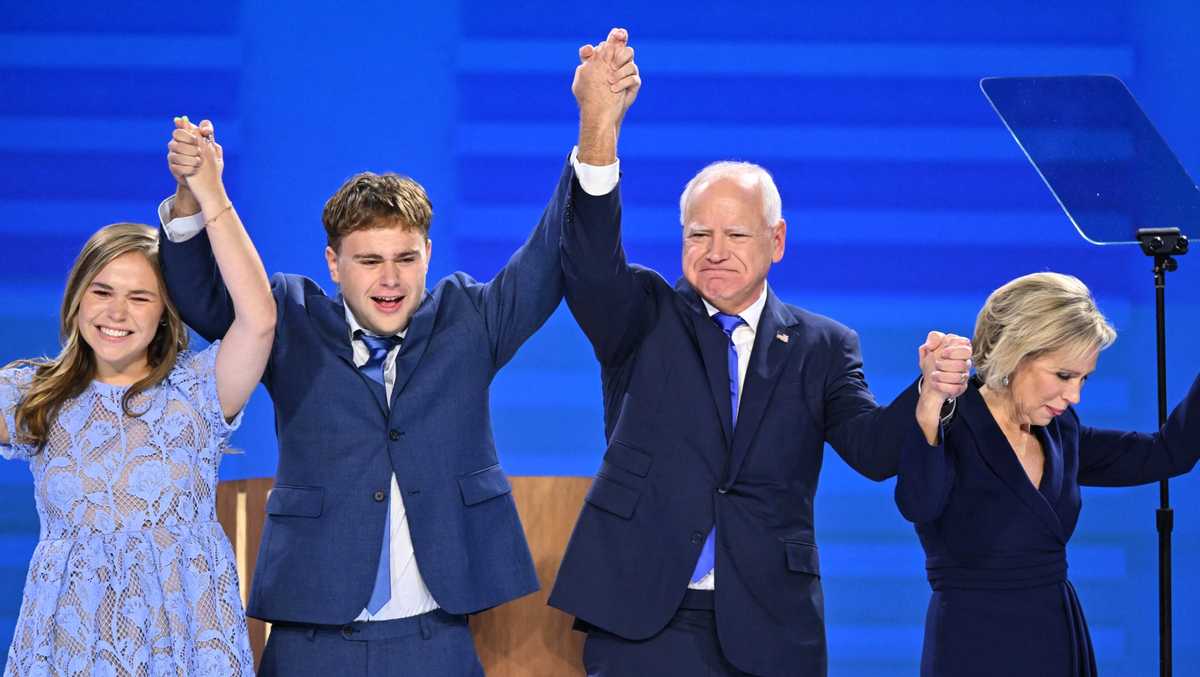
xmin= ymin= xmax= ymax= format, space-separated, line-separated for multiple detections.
xmin=569 ymin=146 xmax=619 ymax=197
xmin=158 ymin=196 xmax=206 ymax=243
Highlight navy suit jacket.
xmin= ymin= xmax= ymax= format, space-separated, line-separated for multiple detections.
xmin=547 ymin=182 xmax=927 ymax=676
xmin=895 ymin=375 xmax=1200 ymax=676
xmin=159 ymin=159 xmax=579 ymax=625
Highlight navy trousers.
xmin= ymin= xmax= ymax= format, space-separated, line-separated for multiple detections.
xmin=582 ymin=592 xmax=755 ymax=677
xmin=258 ymin=609 xmax=484 ymax=677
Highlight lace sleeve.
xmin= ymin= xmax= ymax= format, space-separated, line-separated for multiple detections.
xmin=169 ymin=342 xmax=243 ymax=446
xmin=0 ymin=365 xmax=38 ymax=461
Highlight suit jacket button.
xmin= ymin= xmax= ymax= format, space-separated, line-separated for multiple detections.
xmin=717 ymin=487 xmax=728 ymax=494
xmin=389 ymin=429 xmax=401 ymax=441
xmin=341 ymin=625 xmax=354 ymax=638
xmin=373 ymin=490 xmax=386 ymax=502
xmin=690 ymin=531 xmax=703 ymax=544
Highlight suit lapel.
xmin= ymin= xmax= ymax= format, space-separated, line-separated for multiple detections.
xmin=959 ymin=384 xmax=1065 ymax=542
xmin=727 ymin=290 xmax=795 ymax=485
xmin=1037 ymin=423 xmax=1065 ymax=506
xmin=675 ymin=281 xmax=733 ymax=446
xmin=310 ymin=293 xmax=389 ymax=415
xmin=389 ymin=289 xmax=438 ymax=410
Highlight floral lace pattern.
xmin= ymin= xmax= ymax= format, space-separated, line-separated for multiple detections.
xmin=0 ymin=343 xmax=253 ymax=676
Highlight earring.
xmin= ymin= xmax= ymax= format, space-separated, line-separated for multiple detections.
xmin=1002 ymin=375 xmax=1010 ymax=387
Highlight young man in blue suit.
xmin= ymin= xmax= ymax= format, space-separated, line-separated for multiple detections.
xmin=154 ymin=33 xmax=641 ymax=676
xmin=548 ymin=30 xmax=971 ymax=677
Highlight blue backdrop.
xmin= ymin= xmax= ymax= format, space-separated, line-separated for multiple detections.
xmin=2 ymin=2 xmax=1199 ymax=674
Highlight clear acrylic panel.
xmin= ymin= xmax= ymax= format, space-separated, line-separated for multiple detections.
xmin=981 ymin=75 xmax=1199 ymax=245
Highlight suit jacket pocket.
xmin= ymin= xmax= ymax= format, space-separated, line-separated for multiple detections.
xmin=266 ymin=485 xmax=324 ymax=518
xmin=458 ymin=463 xmax=513 ymax=506
xmin=601 ymin=439 xmax=653 ymax=477
xmin=585 ymin=475 xmax=640 ymax=519
xmin=783 ymin=540 xmax=821 ymax=576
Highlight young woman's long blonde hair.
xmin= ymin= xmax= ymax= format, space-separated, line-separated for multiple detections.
xmin=9 ymin=223 xmax=188 ymax=449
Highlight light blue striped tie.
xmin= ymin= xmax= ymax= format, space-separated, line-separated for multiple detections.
xmin=359 ymin=332 xmax=400 ymax=614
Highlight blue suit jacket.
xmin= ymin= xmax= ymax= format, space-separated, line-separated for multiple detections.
xmin=547 ymin=182 xmax=927 ymax=676
xmin=159 ymin=160 xmax=579 ymax=624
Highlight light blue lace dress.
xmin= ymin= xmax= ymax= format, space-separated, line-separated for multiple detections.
xmin=0 ymin=343 xmax=254 ymax=676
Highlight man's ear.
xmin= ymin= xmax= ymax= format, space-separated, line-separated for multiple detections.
xmin=771 ymin=218 xmax=787 ymax=263
xmin=325 ymin=246 xmax=340 ymax=284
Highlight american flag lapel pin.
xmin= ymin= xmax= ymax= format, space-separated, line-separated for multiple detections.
xmin=776 ymin=332 xmax=789 ymax=343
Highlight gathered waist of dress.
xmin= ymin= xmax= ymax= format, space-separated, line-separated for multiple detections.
xmin=926 ymin=551 xmax=1067 ymax=590
xmin=40 ymin=519 xmax=226 ymax=543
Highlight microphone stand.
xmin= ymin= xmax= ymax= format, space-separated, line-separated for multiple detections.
xmin=1135 ymin=226 xmax=1189 ymax=677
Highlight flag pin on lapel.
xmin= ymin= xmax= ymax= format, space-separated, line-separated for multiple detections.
xmin=776 ymin=332 xmax=789 ymax=343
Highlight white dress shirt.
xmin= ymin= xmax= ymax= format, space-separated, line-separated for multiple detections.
xmin=158 ymin=148 xmax=619 ymax=618
xmin=689 ymin=283 xmax=769 ymax=590
xmin=342 ymin=306 xmax=442 ymax=621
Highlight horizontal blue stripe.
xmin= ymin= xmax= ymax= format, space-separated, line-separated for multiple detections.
xmin=0 ymin=286 xmax=66 ymax=319
xmin=0 ymin=199 xmax=165 ymax=235
xmin=492 ymin=370 xmax=603 ymax=407
xmin=825 ymin=623 xmax=924 ymax=656
xmin=1088 ymin=628 xmax=1128 ymax=660
xmin=0 ymin=537 xmax=36 ymax=568
xmin=0 ymin=68 xmax=239 ymax=117
xmin=1068 ymin=545 xmax=1129 ymax=579
xmin=459 ymin=40 xmax=1134 ymax=78
xmin=0 ymin=567 xmax=30 ymax=615
xmin=0 ymin=231 xmax=96 ymax=281
xmin=0 ymin=152 xmax=239 ymax=202
xmin=460 ymin=2 xmax=1131 ymax=43
xmin=0 ymin=35 xmax=242 ymax=68
xmin=458 ymin=123 xmax=1023 ymax=161
xmin=0 ymin=1 xmax=239 ymax=34
xmin=460 ymin=155 xmax=1068 ymax=210
xmin=488 ymin=448 xmax=604 ymax=478
xmin=0 ymin=117 xmax=242 ymax=152
xmin=822 ymin=543 xmax=926 ymax=578
xmin=459 ymin=74 xmax=1036 ymax=126
xmin=458 ymin=206 xmax=1088 ymax=245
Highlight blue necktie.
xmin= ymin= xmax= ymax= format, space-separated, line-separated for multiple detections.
xmin=691 ymin=312 xmax=746 ymax=583
xmin=358 ymin=332 xmax=401 ymax=615
xmin=359 ymin=332 xmax=400 ymax=389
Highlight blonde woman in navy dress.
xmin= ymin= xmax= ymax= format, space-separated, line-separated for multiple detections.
xmin=0 ymin=118 xmax=274 ymax=675
xmin=897 ymin=272 xmax=1200 ymax=676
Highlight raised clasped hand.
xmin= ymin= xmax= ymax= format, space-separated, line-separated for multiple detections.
xmin=166 ymin=116 xmax=227 ymax=209
xmin=919 ymin=331 xmax=973 ymax=403
xmin=572 ymin=27 xmax=641 ymax=126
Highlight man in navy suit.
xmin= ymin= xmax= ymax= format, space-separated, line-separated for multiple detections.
xmin=155 ymin=33 xmax=641 ymax=676
xmin=548 ymin=29 xmax=971 ymax=677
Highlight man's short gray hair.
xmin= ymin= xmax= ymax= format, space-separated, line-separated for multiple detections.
xmin=678 ymin=161 xmax=782 ymax=228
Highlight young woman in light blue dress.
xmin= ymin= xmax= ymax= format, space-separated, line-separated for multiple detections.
xmin=0 ymin=118 xmax=274 ymax=676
